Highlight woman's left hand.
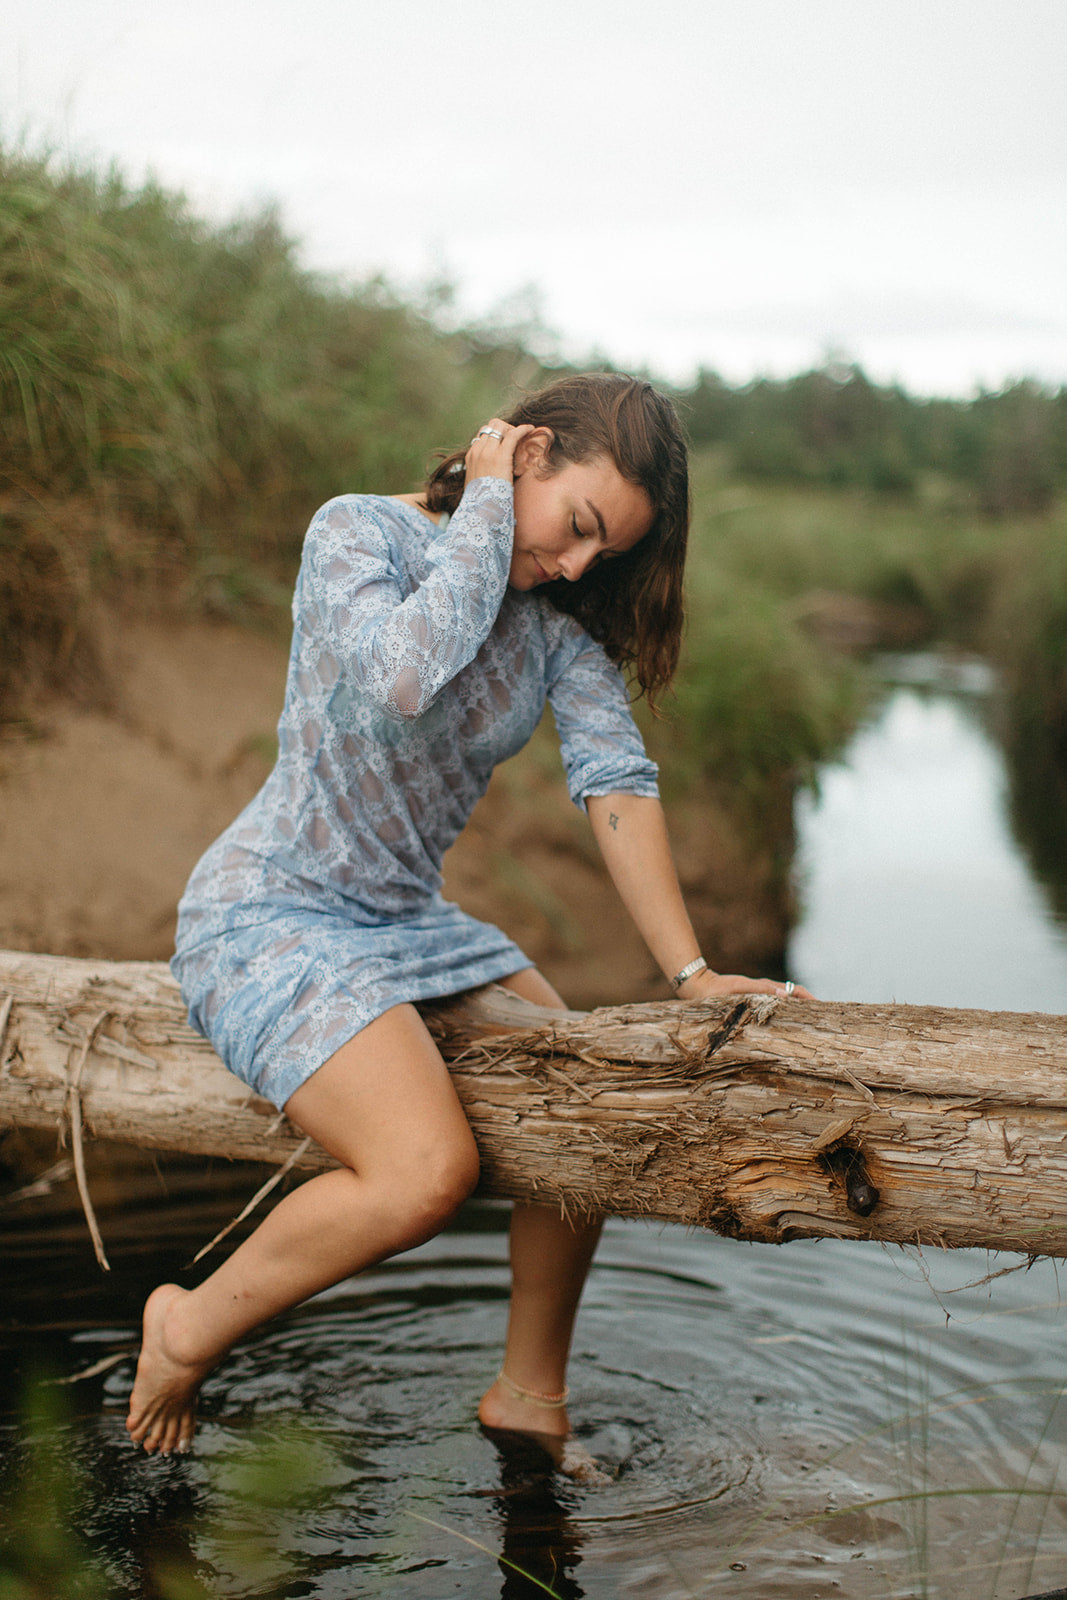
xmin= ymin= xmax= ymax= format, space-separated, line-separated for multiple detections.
xmin=676 ymin=969 xmax=816 ymax=1001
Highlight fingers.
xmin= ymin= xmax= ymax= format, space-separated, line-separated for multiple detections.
xmin=741 ymin=976 xmax=816 ymax=1000
xmin=679 ymin=972 xmax=817 ymax=1001
xmin=464 ymin=419 xmax=535 ymax=485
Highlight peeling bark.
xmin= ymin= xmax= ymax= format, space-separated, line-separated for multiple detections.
xmin=2 ymin=950 xmax=1066 ymax=1257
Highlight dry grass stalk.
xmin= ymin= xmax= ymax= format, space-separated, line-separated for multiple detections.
xmin=63 ymin=1009 xmax=111 ymax=1271
xmin=191 ymin=1137 xmax=313 ymax=1265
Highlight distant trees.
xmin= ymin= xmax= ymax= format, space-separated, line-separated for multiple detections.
xmin=681 ymin=364 xmax=1067 ymax=513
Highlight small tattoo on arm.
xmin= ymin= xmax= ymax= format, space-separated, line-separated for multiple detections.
xmin=608 ymin=812 xmax=619 ymax=831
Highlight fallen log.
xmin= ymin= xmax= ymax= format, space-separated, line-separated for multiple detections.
xmin=2 ymin=949 xmax=1066 ymax=1258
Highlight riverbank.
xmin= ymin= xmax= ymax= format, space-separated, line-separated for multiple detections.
xmin=0 ymin=610 xmax=794 ymax=1007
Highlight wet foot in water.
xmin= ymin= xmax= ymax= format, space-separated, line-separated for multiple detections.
xmin=478 ymin=1376 xmax=610 ymax=1484
xmin=126 ymin=1284 xmax=213 ymax=1455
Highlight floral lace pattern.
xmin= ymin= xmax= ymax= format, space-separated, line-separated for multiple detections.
xmin=173 ymin=481 xmax=658 ymax=1107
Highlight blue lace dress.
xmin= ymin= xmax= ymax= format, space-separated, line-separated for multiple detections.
xmin=172 ymin=478 xmax=659 ymax=1108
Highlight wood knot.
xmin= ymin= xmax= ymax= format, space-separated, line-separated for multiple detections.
xmin=821 ymin=1142 xmax=880 ymax=1217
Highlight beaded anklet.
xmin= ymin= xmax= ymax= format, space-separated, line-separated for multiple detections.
xmin=496 ymin=1369 xmax=570 ymax=1409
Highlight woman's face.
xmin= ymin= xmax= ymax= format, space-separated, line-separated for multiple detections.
xmin=508 ymin=437 xmax=654 ymax=591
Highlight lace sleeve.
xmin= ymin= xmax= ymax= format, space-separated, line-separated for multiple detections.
xmin=296 ymin=478 xmax=515 ymax=719
xmin=547 ymin=629 xmax=660 ymax=810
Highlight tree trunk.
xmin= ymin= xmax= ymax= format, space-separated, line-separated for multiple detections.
xmin=2 ymin=949 xmax=1065 ymax=1257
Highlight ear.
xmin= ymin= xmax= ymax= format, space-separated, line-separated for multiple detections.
xmin=513 ymin=427 xmax=554 ymax=475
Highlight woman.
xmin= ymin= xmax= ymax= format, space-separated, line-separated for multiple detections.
xmin=126 ymin=372 xmax=808 ymax=1458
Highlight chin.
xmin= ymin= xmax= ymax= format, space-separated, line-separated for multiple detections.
xmin=508 ymin=557 xmax=541 ymax=591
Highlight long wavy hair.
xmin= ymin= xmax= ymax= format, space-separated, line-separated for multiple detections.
xmin=422 ymin=372 xmax=690 ymax=707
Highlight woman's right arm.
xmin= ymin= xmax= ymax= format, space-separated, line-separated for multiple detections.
xmin=298 ymin=422 xmax=532 ymax=720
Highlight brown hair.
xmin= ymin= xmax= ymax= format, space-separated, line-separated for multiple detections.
xmin=423 ymin=372 xmax=690 ymax=706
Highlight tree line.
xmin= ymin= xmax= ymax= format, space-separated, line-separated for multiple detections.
xmin=681 ymin=363 xmax=1067 ymax=513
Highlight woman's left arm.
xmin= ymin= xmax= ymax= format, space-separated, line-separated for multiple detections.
xmin=586 ymin=793 xmax=813 ymax=1001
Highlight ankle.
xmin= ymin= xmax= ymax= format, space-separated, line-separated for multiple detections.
xmin=496 ymin=1368 xmax=569 ymax=1409
xmin=148 ymin=1284 xmax=217 ymax=1369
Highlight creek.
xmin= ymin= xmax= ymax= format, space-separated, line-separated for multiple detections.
xmin=789 ymin=650 xmax=1067 ymax=1013
xmin=2 ymin=653 xmax=1067 ymax=1599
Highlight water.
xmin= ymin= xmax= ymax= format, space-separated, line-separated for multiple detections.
xmin=789 ymin=651 xmax=1067 ymax=1012
xmin=3 ymin=651 xmax=1067 ymax=1599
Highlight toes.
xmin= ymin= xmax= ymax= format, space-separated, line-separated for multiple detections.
xmin=128 ymin=1402 xmax=196 ymax=1459
xmin=160 ymin=1410 xmax=193 ymax=1457
xmin=126 ymin=1415 xmax=148 ymax=1446
xmin=127 ymin=1404 xmax=161 ymax=1452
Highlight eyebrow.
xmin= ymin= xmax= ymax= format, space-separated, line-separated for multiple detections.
xmin=583 ymin=498 xmax=608 ymax=541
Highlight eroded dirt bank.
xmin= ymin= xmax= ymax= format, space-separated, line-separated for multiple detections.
xmin=0 ymin=616 xmax=791 ymax=1008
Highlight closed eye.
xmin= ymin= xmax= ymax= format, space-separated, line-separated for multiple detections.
xmin=572 ymin=514 xmax=622 ymax=563
xmin=573 ymin=514 xmax=623 ymax=565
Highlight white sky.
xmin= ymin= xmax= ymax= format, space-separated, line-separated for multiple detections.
xmin=4 ymin=0 xmax=1066 ymax=395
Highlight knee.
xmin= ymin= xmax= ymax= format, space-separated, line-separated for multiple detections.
xmin=393 ymin=1133 xmax=480 ymax=1249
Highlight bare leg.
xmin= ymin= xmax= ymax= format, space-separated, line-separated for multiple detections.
xmin=478 ymin=969 xmax=604 ymax=1442
xmin=127 ymin=1004 xmax=479 ymax=1455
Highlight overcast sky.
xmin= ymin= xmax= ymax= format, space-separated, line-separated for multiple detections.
xmin=4 ymin=0 xmax=1066 ymax=395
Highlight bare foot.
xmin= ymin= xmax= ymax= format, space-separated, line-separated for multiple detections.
xmin=126 ymin=1284 xmax=213 ymax=1456
xmin=478 ymin=1378 xmax=611 ymax=1484
xmin=478 ymin=1375 xmax=570 ymax=1441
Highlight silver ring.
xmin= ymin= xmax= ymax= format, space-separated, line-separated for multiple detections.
xmin=782 ymin=980 xmax=796 ymax=996
xmin=477 ymin=427 xmax=503 ymax=441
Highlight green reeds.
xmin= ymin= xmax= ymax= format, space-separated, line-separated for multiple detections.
xmin=0 ymin=141 xmax=534 ymax=706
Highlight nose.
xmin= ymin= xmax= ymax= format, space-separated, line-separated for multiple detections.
xmin=556 ymin=543 xmax=598 ymax=583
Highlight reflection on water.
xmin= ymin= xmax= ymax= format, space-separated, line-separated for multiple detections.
xmin=1005 ymin=699 xmax=1067 ymax=931
xmin=4 ymin=649 xmax=1067 ymax=1598
xmin=789 ymin=651 xmax=1067 ymax=1012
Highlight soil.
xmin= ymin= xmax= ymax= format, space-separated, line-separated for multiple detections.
xmin=0 ymin=615 xmax=791 ymax=1010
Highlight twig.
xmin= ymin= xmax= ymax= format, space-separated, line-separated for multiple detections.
xmin=838 ymin=1064 xmax=880 ymax=1105
xmin=1 ymin=1156 xmax=75 ymax=1205
xmin=54 ymin=1019 xmax=158 ymax=1070
xmin=0 ymin=991 xmax=13 ymax=1066
xmin=191 ymin=1137 xmax=313 ymax=1265
xmin=542 ymin=1062 xmax=598 ymax=1103
xmin=65 ymin=1010 xmax=111 ymax=1271
xmin=48 ymin=1349 xmax=135 ymax=1385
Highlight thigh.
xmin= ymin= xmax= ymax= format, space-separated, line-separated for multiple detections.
xmin=499 ymin=967 xmax=568 ymax=1009
xmin=282 ymin=1003 xmax=475 ymax=1179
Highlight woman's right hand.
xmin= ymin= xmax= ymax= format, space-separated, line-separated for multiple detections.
xmin=464 ymin=419 xmax=534 ymax=485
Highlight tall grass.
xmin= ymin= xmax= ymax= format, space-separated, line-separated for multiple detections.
xmin=0 ymin=143 xmax=539 ymax=702
xmin=0 ymin=147 xmax=534 ymax=537
xmin=0 ymin=154 xmax=212 ymax=524
xmin=686 ymin=453 xmax=1008 ymax=635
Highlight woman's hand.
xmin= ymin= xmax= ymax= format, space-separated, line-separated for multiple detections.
xmin=677 ymin=968 xmax=816 ymax=1002
xmin=584 ymin=796 xmax=817 ymax=1006
xmin=464 ymin=419 xmax=534 ymax=485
